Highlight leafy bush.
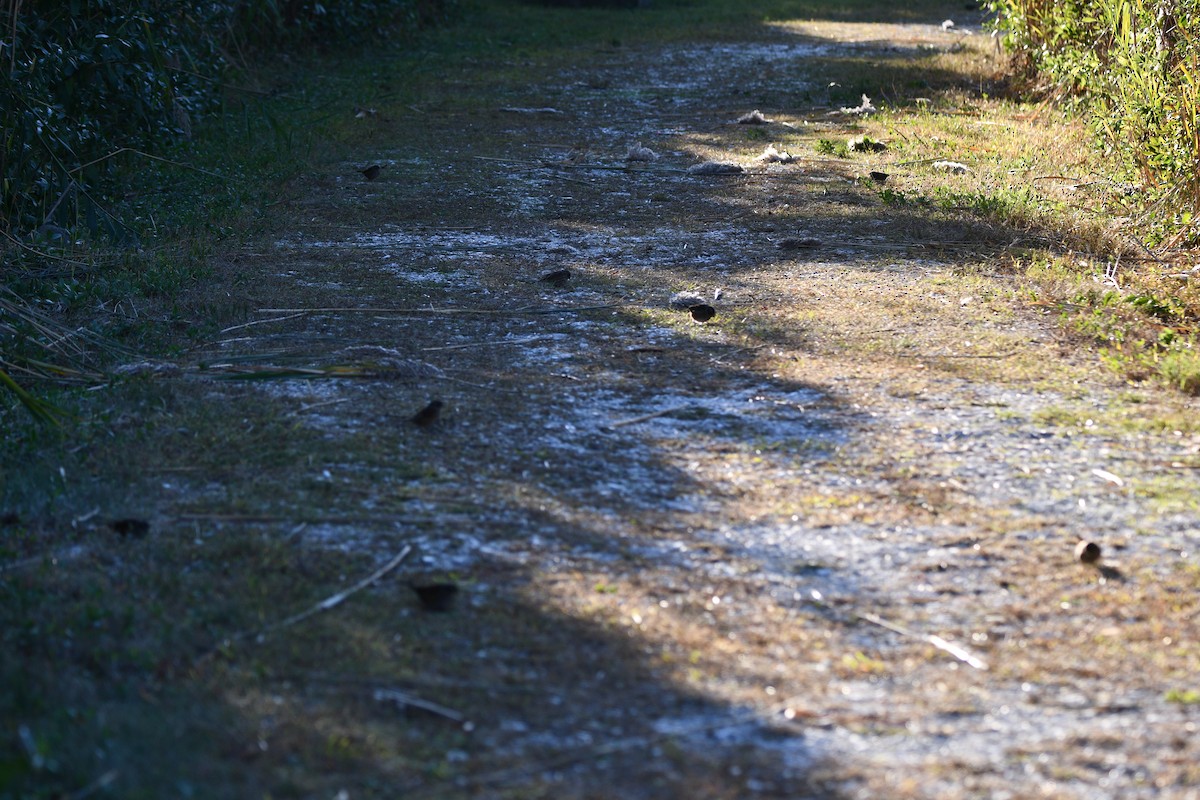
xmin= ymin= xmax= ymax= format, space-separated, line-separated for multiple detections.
xmin=0 ymin=0 xmax=454 ymax=240
xmin=988 ymin=0 xmax=1200 ymax=246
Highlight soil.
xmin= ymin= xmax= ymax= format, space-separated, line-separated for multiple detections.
xmin=27 ymin=8 xmax=1200 ymax=800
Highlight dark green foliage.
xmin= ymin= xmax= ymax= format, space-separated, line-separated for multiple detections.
xmin=0 ymin=0 xmax=455 ymax=240
xmin=987 ymin=0 xmax=1200 ymax=246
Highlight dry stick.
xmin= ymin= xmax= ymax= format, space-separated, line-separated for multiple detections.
xmin=0 ymin=544 xmax=90 ymax=574
xmin=256 ymin=303 xmax=627 ymax=316
xmin=891 ymin=156 xmax=949 ymax=167
xmin=196 ymin=545 xmax=413 ymax=661
xmin=894 ymin=351 xmax=1014 ymax=359
xmin=0 ymin=228 xmax=98 ymax=269
xmin=604 ymin=405 xmax=694 ymax=429
xmin=295 ymin=397 xmax=351 ymax=413
xmin=259 ymin=545 xmax=412 ymax=635
xmin=175 ymin=513 xmax=452 ymax=525
xmin=856 ymin=612 xmax=988 ymax=671
xmin=421 ymin=334 xmax=549 ymax=352
xmin=64 ymin=769 xmax=119 ymax=800
xmin=219 ymin=312 xmax=307 ymax=335
xmin=68 ymin=147 xmax=229 ymax=181
xmin=278 ymin=669 xmax=543 ymax=694
xmin=374 ymin=688 xmax=466 ymax=724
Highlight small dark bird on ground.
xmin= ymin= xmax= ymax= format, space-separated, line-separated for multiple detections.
xmin=410 ymin=399 xmax=444 ymax=428
xmin=689 ymin=304 xmax=716 ymax=322
xmin=1075 ymin=540 xmax=1102 ymax=565
xmin=360 ymin=164 xmax=383 ymax=180
xmin=410 ymin=581 xmax=458 ymax=612
xmin=779 ymin=237 xmax=821 ymax=250
xmin=109 ymin=518 xmax=150 ymax=538
xmin=869 ymin=171 xmax=889 ymax=184
xmin=539 ymin=268 xmax=571 ymax=288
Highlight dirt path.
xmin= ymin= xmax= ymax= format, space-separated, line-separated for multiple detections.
xmin=164 ymin=11 xmax=1200 ymax=799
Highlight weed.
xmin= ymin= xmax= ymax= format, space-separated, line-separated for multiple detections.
xmin=815 ymin=138 xmax=851 ymax=158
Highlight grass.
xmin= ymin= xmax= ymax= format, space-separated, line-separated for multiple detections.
xmin=4 ymin=0 xmax=1200 ymax=797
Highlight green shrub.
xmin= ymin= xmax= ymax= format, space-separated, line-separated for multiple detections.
xmin=0 ymin=0 xmax=455 ymax=240
xmin=988 ymin=0 xmax=1200 ymax=246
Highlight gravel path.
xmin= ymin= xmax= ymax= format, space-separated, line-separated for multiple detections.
xmin=209 ymin=13 xmax=1200 ymax=799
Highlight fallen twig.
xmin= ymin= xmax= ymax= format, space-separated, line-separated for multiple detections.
xmin=373 ymin=688 xmax=467 ymax=724
xmin=422 ymin=335 xmax=550 ymax=352
xmin=174 ymin=513 xmax=453 ymax=525
xmin=603 ymin=405 xmax=695 ymax=429
xmin=219 ymin=313 xmax=307 ymax=335
xmin=257 ymin=545 xmax=411 ymax=635
xmin=68 ymin=147 xmax=229 ymax=181
xmin=295 ymin=397 xmax=351 ymax=413
xmin=65 ymin=769 xmax=119 ymax=800
xmin=0 ymin=544 xmax=90 ymax=574
xmin=894 ymin=351 xmax=1014 ymax=359
xmin=805 ymin=590 xmax=987 ymax=670
xmin=855 ymin=612 xmax=988 ymax=670
xmin=256 ymin=303 xmax=626 ymax=316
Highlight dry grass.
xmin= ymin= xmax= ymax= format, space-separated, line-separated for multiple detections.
xmin=4 ymin=2 xmax=1200 ymax=798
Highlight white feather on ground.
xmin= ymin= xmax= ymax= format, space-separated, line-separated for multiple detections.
xmin=756 ymin=145 xmax=796 ymax=163
xmin=736 ymin=109 xmax=772 ymax=125
xmin=932 ymin=160 xmax=971 ymax=174
xmin=833 ymin=94 xmax=877 ymax=116
xmin=625 ymin=143 xmax=659 ymax=161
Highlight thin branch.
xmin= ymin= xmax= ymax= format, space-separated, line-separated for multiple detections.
xmin=0 ymin=228 xmax=98 ymax=269
xmin=374 ymin=688 xmax=466 ymax=724
xmin=255 ymin=303 xmax=626 ymax=316
xmin=174 ymin=513 xmax=453 ymax=525
xmin=603 ymin=405 xmax=694 ymax=429
xmin=260 ymin=545 xmax=411 ymax=635
xmin=68 ymin=147 xmax=229 ymax=181
xmin=219 ymin=313 xmax=307 ymax=334
xmin=194 ymin=545 xmax=416 ymax=667
xmin=64 ymin=769 xmax=119 ymax=800
xmin=856 ymin=612 xmax=989 ymax=670
xmin=894 ymin=351 xmax=1014 ymax=359
xmin=421 ymin=335 xmax=549 ymax=352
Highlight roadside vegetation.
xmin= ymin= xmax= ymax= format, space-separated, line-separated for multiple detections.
xmin=0 ymin=0 xmax=458 ymax=420
xmin=2 ymin=0 xmax=1199 ymax=797
xmin=986 ymin=0 xmax=1200 ymax=391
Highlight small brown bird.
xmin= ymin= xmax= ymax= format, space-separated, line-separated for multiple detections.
xmin=109 ymin=518 xmax=150 ymax=538
xmin=410 ymin=581 xmax=458 ymax=612
xmin=689 ymin=304 xmax=716 ymax=322
xmin=1075 ymin=540 xmax=1102 ymax=565
xmin=539 ymin=268 xmax=571 ymax=288
xmin=778 ymin=237 xmax=821 ymax=250
xmin=410 ymin=399 xmax=444 ymax=428
xmin=360 ymin=164 xmax=383 ymax=181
